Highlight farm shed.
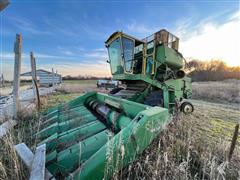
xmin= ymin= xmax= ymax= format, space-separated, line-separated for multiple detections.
xmin=21 ymin=69 xmax=62 ymax=87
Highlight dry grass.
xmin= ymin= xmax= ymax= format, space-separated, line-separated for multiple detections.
xmin=113 ymin=109 xmax=240 ymax=180
xmin=55 ymin=83 xmax=108 ymax=94
xmin=40 ymin=92 xmax=81 ymax=111
xmin=0 ymin=110 xmax=42 ymax=180
xmin=0 ymin=85 xmax=31 ymax=96
xmin=192 ymin=79 xmax=240 ymax=104
xmin=56 ymin=83 xmax=97 ymax=94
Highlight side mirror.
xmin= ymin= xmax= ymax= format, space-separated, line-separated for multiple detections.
xmin=106 ymin=60 xmax=110 ymax=63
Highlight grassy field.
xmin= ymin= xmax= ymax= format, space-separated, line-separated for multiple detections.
xmin=192 ymin=79 xmax=240 ymax=104
xmin=40 ymin=92 xmax=81 ymax=111
xmin=55 ymin=79 xmax=98 ymax=94
xmin=0 ymin=80 xmax=239 ymax=179
xmin=0 ymin=80 xmax=96 ymax=96
xmin=0 ymin=84 xmax=31 ymax=96
xmin=63 ymin=79 xmax=97 ymax=84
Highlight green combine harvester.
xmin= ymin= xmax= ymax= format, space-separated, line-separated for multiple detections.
xmin=38 ymin=29 xmax=193 ymax=179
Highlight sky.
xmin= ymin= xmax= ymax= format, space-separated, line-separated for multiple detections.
xmin=0 ymin=0 xmax=239 ymax=80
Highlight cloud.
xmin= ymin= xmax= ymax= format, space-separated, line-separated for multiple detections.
xmin=127 ymin=22 xmax=152 ymax=34
xmin=83 ymin=52 xmax=106 ymax=58
xmin=56 ymin=47 xmax=108 ymax=59
xmin=115 ymin=11 xmax=240 ymax=67
xmin=179 ymin=11 xmax=240 ymax=66
xmin=229 ymin=11 xmax=240 ymax=21
xmin=0 ymin=61 xmax=29 ymax=81
xmin=7 ymin=16 xmax=51 ymax=35
xmin=173 ymin=17 xmax=199 ymax=41
xmin=0 ymin=52 xmax=15 ymax=59
xmin=43 ymin=16 xmax=107 ymax=39
xmin=83 ymin=49 xmax=107 ymax=59
xmin=0 ymin=52 xmax=77 ymax=61
xmin=35 ymin=53 xmax=75 ymax=59
xmin=61 ymin=51 xmax=75 ymax=56
xmin=125 ymin=20 xmax=159 ymax=38
xmin=39 ymin=61 xmax=111 ymax=77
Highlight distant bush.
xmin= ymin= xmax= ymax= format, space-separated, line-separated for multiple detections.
xmin=187 ymin=60 xmax=240 ymax=81
xmin=62 ymin=75 xmax=111 ymax=80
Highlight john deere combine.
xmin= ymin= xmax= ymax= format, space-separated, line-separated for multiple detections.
xmin=38 ymin=29 xmax=193 ymax=179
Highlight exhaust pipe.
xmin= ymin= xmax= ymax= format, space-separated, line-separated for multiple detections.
xmin=176 ymin=70 xmax=185 ymax=79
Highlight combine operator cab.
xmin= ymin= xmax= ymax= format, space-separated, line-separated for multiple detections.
xmin=105 ymin=32 xmax=143 ymax=75
xmin=106 ymin=29 xmax=182 ymax=78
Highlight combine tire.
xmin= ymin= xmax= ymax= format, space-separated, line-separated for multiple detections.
xmin=180 ymin=101 xmax=194 ymax=114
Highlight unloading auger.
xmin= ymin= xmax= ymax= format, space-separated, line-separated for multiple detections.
xmin=37 ymin=29 xmax=193 ymax=179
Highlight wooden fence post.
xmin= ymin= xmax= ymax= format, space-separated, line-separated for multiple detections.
xmin=30 ymin=52 xmax=40 ymax=110
xmin=0 ymin=74 xmax=3 ymax=87
xmin=51 ymin=68 xmax=54 ymax=87
xmin=13 ymin=34 xmax=22 ymax=119
xmin=228 ymin=123 xmax=239 ymax=161
xmin=1 ymin=74 xmax=4 ymax=87
xmin=30 ymin=52 xmax=36 ymax=97
xmin=55 ymin=70 xmax=58 ymax=86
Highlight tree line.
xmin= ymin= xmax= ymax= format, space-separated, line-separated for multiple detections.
xmin=186 ymin=60 xmax=240 ymax=81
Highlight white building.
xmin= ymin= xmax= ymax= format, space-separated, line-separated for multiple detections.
xmin=21 ymin=69 xmax=62 ymax=87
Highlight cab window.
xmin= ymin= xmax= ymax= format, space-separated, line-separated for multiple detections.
xmin=122 ymin=37 xmax=134 ymax=73
xmin=107 ymin=37 xmax=123 ymax=74
xmin=146 ymin=56 xmax=153 ymax=75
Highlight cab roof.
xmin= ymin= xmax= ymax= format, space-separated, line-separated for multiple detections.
xmin=105 ymin=31 xmax=144 ymax=46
